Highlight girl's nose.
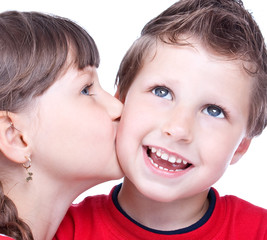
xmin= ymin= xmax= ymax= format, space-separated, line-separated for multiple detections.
xmin=104 ymin=92 xmax=123 ymax=121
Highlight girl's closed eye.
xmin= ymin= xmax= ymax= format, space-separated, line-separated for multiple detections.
xmin=203 ymin=104 xmax=227 ymax=119
xmin=152 ymin=86 xmax=172 ymax=100
xmin=81 ymin=82 xmax=94 ymax=96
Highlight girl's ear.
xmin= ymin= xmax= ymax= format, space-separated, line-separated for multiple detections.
xmin=230 ymin=137 xmax=251 ymax=165
xmin=0 ymin=112 xmax=30 ymax=164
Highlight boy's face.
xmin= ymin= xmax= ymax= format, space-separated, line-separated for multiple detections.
xmin=116 ymin=40 xmax=252 ymax=202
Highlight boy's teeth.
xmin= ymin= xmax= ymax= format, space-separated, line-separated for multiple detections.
xmin=151 ymin=147 xmax=157 ymax=153
xmin=149 ymin=156 xmax=189 ymax=173
xmin=156 ymin=150 xmax=162 ymax=157
xmin=161 ymin=153 xmax=169 ymax=161
xmin=148 ymin=146 xmax=190 ymax=169
xmin=168 ymin=156 xmax=176 ymax=163
xmin=176 ymin=159 xmax=182 ymax=164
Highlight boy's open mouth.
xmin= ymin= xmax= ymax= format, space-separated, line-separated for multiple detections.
xmin=146 ymin=146 xmax=192 ymax=172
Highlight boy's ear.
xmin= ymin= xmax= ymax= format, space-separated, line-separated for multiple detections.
xmin=230 ymin=137 xmax=251 ymax=165
xmin=0 ymin=112 xmax=30 ymax=164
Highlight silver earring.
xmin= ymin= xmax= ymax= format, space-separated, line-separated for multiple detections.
xmin=23 ymin=156 xmax=33 ymax=182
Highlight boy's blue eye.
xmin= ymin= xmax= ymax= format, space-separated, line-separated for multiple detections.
xmin=152 ymin=86 xmax=172 ymax=100
xmin=203 ymin=105 xmax=225 ymax=118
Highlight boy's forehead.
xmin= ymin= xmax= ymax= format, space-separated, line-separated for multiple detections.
xmin=145 ymin=39 xmax=251 ymax=72
xmin=136 ymin=40 xmax=254 ymax=96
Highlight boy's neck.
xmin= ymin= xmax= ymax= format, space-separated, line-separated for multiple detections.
xmin=118 ymin=177 xmax=210 ymax=231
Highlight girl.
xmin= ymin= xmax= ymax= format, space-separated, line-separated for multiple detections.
xmin=0 ymin=11 xmax=122 ymax=240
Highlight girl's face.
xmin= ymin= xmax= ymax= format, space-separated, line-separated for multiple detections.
xmin=25 ymin=64 xmax=123 ymax=184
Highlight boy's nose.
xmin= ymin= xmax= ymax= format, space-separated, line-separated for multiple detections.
xmin=162 ymin=108 xmax=193 ymax=143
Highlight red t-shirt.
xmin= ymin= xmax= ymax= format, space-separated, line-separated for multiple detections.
xmin=54 ymin=185 xmax=267 ymax=240
xmin=0 ymin=235 xmax=14 ymax=240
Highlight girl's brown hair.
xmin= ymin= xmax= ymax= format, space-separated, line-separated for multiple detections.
xmin=0 ymin=11 xmax=100 ymax=239
xmin=116 ymin=0 xmax=267 ymax=137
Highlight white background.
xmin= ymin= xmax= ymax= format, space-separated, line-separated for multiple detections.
xmin=1 ymin=1 xmax=266 ymax=209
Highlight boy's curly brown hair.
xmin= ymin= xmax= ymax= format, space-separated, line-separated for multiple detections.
xmin=116 ymin=0 xmax=267 ymax=138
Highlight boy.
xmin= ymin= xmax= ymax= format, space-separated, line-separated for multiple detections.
xmin=54 ymin=0 xmax=267 ymax=239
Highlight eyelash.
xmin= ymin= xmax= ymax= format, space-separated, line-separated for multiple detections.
xmin=81 ymin=82 xmax=94 ymax=96
xmin=150 ymin=85 xmax=229 ymax=119
xmin=203 ymin=104 xmax=229 ymax=119
xmin=151 ymin=85 xmax=173 ymax=100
